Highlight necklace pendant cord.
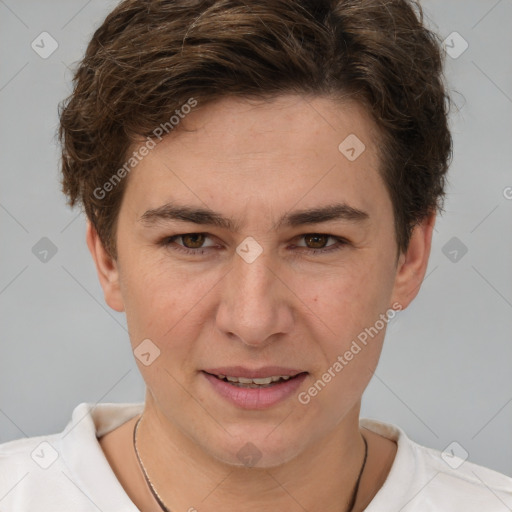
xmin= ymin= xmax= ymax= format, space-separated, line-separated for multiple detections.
xmin=133 ymin=416 xmax=368 ymax=512
xmin=133 ymin=416 xmax=172 ymax=512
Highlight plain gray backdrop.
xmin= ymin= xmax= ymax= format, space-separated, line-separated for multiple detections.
xmin=1 ymin=0 xmax=511 ymax=477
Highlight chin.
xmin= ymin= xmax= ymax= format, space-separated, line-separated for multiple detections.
xmin=207 ymin=427 xmax=310 ymax=470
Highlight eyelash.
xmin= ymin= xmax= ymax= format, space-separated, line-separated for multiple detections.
xmin=159 ymin=233 xmax=349 ymax=256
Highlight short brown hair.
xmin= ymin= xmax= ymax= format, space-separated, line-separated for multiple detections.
xmin=59 ymin=0 xmax=452 ymax=260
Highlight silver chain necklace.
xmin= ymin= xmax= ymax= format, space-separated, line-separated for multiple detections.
xmin=133 ymin=415 xmax=368 ymax=512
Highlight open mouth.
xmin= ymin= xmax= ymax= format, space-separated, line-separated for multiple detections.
xmin=202 ymin=369 xmax=309 ymax=409
xmin=204 ymin=372 xmax=307 ymax=389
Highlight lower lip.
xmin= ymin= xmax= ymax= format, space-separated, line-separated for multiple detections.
xmin=202 ymin=371 xmax=308 ymax=410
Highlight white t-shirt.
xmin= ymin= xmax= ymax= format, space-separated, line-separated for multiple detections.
xmin=0 ymin=402 xmax=511 ymax=511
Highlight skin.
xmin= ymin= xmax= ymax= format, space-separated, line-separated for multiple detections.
xmin=89 ymin=94 xmax=435 ymax=512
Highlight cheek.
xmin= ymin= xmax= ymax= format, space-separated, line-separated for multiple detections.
xmin=118 ymin=255 xmax=177 ymax=342
xmin=297 ymin=265 xmax=391 ymax=419
xmin=120 ymin=264 xmax=207 ymax=395
xmin=298 ymin=255 xmax=394 ymax=391
xmin=305 ymin=256 xmax=392 ymax=338
xmin=119 ymin=254 xmax=221 ymax=351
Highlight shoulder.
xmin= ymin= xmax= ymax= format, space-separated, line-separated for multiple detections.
xmin=0 ymin=432 xmax=71 ymax=510
xmin=414 ymin=441 xmax=512 ymax=509
xmin=0 ymin=401 xmax=144 ymax=511
xmin=0 ymin=432 xmax=57 ymax=472
xmin=361 ymin=418 xmax=512 ymax=511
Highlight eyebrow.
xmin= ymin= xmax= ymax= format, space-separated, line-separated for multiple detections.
xmin=139 ymin=201 xmax=370 ymax=231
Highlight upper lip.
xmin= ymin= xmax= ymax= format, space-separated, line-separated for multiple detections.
xmin=203 ymin=366 xmax=306 ymax=378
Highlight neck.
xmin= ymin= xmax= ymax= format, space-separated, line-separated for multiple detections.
xmin=135 ymin=394 xmax=368 ymax=512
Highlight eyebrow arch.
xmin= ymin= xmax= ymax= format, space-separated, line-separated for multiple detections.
xmin=139 ymin=202 xmax=370 ymax=231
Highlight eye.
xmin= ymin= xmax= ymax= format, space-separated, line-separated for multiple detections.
xmin=160 ymin=233 xmax=216 ymax=255
xmin=159 ymin=232 xmax=348 ymax=256
xmin=294 ymin=234 xmax=348 ymax=254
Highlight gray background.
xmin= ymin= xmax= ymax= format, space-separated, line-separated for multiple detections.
xmin=1 ymin=0 xmax=511 ymax=477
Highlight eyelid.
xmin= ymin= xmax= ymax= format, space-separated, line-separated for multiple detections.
xmin=293 ymin=234 xmax=340 ymax=247
xmin=165 ymin=232 xmax=217 ymax=248
xmin=161 ymin=232 xmax=349 ymax=256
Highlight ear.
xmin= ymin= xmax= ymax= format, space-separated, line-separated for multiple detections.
xmin=85 ymin=220 xmax=125 ymax=312
xmin=390 ymin=211 xmax=436 ymax=310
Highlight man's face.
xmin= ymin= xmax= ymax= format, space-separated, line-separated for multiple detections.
xmin=91 ymin=94 xmax=430 ymax=467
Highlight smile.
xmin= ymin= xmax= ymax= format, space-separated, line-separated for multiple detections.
xmin=202 ymin=370 xmax=308 ymax=409
xmin=211 ymin=374 xmax=293 ymax=388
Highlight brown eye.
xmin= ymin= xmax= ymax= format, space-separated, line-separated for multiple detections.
xmin=303 ymin=234 xmax=330 ymax=249
xmin=181 ymin=233 xmax=206 ymax=248
xmin=160 ymin=233 xmax=217 ymax=255
xmin=294 ymin=234 xmax=347 ymax=255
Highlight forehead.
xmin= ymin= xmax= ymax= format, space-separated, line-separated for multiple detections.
xmin=121 ymin=94 xmax=389 ymax=225
xmin=165 ymin=94 xmax=381 ymax=163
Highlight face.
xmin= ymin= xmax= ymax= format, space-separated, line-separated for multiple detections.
xmin=88 ymin=94 xmax=433 ymax=468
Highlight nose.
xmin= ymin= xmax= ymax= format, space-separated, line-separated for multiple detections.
xmin=215 ymin=246 xmax=294 ymax=348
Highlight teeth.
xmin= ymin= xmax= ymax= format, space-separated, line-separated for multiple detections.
xmin=252 ymin=377 xmax=273 ymax=385
xmin=216 ymin=374 xmax=293 ymax=385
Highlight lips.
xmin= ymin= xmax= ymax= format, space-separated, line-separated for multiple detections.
xmin=202 ymin=369 xmax=308 ymax=409
xmin=214 ymin=375 xmax=293 ymax=386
